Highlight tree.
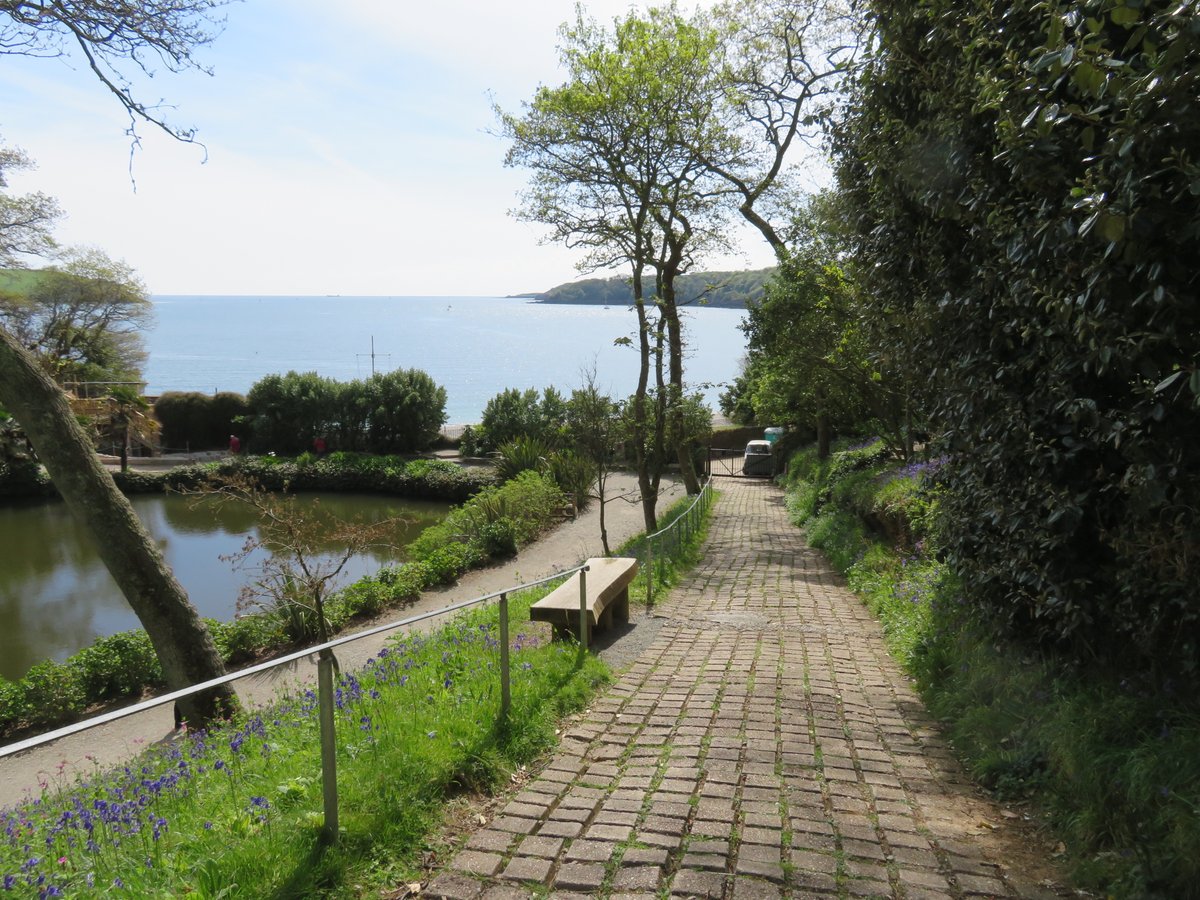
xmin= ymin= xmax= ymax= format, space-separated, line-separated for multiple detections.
xmin=738 ymin=194 xmax=904 ymax=457
xmin=202 ymin=474 xmax=402 ymax=646
xmin=0 ymin=0 xmax=234 ymax=726
xmin=704 ymin=0 xmax=863 ymax=255
xmin=500 ymin=4 xmax=730 ymax=522
xmin=0 ymin=140 xmax=60 ymax=264
xmin=0 ymin=331 xmax=237 ymax=723
xmin=566 ymin=371 xmax=622 ymax=555
xmin=0 ymin=246 xmax=152 ymax=384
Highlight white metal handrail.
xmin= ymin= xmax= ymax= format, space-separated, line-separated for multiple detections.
xmin=0 ymin=565 xmax=586 ymax=760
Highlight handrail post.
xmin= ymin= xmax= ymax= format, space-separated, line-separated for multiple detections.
xmin=499 ymin=592 xmax=511 ymax=718
xmin=645 ymin=536 xmax=653 ymax=608
xmin=317 ymin=648 xmax=339 ymax=844
xmin=578 ymin=565 xmax=589 ymax=653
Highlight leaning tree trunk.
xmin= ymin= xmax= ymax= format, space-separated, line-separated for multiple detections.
xmin=0 ymin=328 xmax=237 ymax=727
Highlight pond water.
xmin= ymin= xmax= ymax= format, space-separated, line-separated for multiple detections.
xmin=0 ymin=493 xmax=448 ymax=680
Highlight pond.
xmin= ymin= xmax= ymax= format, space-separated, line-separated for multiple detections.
xmin=0 ymin=493 xmax=448 ymax=681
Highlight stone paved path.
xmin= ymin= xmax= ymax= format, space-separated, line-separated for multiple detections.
xmin=425 ymin=479 xmax=1063 ymax=900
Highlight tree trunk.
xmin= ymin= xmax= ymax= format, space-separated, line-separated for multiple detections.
xmin=0 ymin=327 xmax=237 ymax=727
xmin=660 ymin=272 xmax=701 ymax=495
xmin=816 ymin=384 xmax=831 ymax=460
xmin=631 ymin=277 xmax=659 ymax=534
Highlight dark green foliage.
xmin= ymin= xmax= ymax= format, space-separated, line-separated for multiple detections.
xmin=837 ymin=0 xmax=1200 ymax=676
xmin=738 ymin=207 xmax=903 ymax=450
xmin=543 ymin=448 xmax=595 ymax=510
xmin=13 ymin=661 xmax=86 ymax=728
xmin=494 ymin=436 xmax=551 ymax=481
xmin=471 ymin=386 xmax=568 ymax=454
xmin=783 ymin=442 xmax=1200 ymax=897
xmin=538 ymin=267 xmax=775 ymax=309
xmin=154 ymin=390 xmax=249 ymax=450
xmin=245 ymin=370 xmax=447 ymax=455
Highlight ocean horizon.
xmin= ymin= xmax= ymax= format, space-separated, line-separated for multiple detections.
xmin=145 ymin=294 xmax=749 ymax=425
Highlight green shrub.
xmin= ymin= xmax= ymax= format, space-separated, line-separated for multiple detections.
xmin=19 ymin=661 xmax=86 ymax=728
xmin=838 ymin=0 xmax=1200 ymax=677
xmin=478 ymin=516 xmax=518 ymax=558
xmin=207 ymin=615 xmax=281 ymax=667
xmin=69 ymin=631 xmax=163 ymax=701
xmin=475 ymin=386 xmax=568 ymax=453
xmin=544 ymin=448 xmax=595 ymax=509
xmin=245 ymin=370 xmax=447 ymax=455
xmin=0 ymin=677 xmax=26 ymax=733
xmin=495 ymin=436 xmax=551 ymax=481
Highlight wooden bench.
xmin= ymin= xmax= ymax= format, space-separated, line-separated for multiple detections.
xmin=530 ymin=557 xmax=638 ymax=643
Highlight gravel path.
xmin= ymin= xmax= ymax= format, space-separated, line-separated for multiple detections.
xmin=0 ymin=471 xmax=684 ymax=807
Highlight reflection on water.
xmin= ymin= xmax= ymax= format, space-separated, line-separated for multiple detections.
xmin=0 ymin=493 xmax=447 ymax=680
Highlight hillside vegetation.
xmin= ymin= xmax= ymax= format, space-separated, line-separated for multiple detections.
xmin=535 ymin=267 xmax=774 ymax=309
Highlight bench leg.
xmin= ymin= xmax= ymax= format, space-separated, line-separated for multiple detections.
xmin=615 ymin=588 xmax=630 ymax=624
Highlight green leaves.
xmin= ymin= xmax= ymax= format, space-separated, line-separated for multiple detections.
xmin=835 ymin=0 xmax=1200 ymax=678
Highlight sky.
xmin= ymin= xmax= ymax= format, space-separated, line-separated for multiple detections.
xmin=0 ymin=0 xmax=824 ymax=297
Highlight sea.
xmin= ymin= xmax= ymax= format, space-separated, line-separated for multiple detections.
xmin=144 ymin=295 xmax=749 ymax=425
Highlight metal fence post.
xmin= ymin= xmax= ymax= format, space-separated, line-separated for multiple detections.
xmin=499 ymin=592 xmax=510 ymax=718
xmin=578 ymin=566 xmax=589 ymax=652
xmin=645 ymin=537 xmax=653 ymax=608
xmin=317 ymin=648 xmax=339 ymax=844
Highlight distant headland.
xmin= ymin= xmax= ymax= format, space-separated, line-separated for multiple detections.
xmin=511 ymin=266 xmax=776 ymax=309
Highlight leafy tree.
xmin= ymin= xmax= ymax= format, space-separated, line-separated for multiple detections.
xmin=706 ymin=0 xmax=863 ymax=254
xmin=500 ymin=4 xmax=731 ymax=518
xmin=836 ymin=0 xmax=1200 ymax=676
xmin=0 ymin=247 xmax=152 ymax=384
xmin=359 ymin=369 xmax=448 ymax=454
xmin=475 ymin=386 xmax=568 ymax=454
xmin=738 ymin=196 xmax=905 ymax=457
xmin=0 ymin=140 xmax=60 ymax=264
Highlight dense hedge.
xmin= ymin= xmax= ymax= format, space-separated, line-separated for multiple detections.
xmin=0 ymin=469 xmax=563 ymax=739
xmin=154 ymin=391 xmax=249 ymax=451
xmin=836 ymin=1 xmax=1200 ymax=677
xmin=245 ymin=369 xmax=447 ymax=455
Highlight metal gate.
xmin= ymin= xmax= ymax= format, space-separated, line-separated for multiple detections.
xmin=706 ymin=447 xmax=752 ymax=478
xmin=705 ymin=447 xmax=779 ymax=479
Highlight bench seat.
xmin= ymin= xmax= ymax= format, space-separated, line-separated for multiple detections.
xmin=530 ymin=557 xmax=638 ymax=642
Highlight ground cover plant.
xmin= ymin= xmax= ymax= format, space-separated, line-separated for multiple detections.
xmin=0 ymin=590 xmax=609 ymax=897
xmin=783 ymin=441 xmax=1200 ymax=898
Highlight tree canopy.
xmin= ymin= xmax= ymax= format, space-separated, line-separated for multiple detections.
xmin=0 ymin=247 xmax=152 ymax=384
